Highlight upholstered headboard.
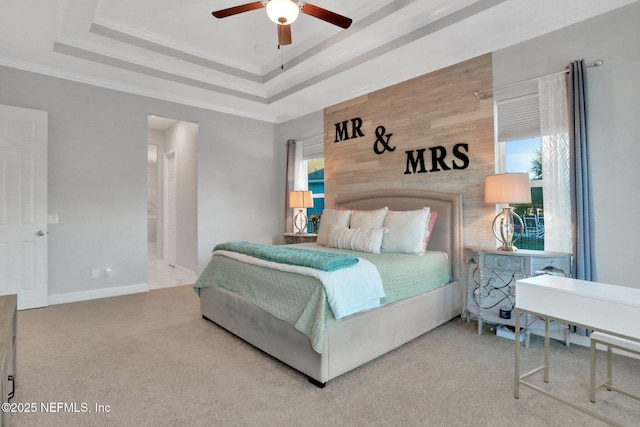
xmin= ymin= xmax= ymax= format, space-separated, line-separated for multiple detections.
xmin=334 ymin=189 xmax=463 ymax=283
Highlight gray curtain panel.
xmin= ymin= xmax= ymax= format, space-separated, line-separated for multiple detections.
xmin=568 ymin=59 xmax=596 ymax=282
xmin=568 ymin=59 xmax=596 ymax=337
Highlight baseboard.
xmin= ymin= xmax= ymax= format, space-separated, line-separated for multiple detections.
xmin=48 ymin=283 xmax=150 ymax=306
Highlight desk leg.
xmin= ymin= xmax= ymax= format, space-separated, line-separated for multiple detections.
xmin=544 ymin=318 xmax=550 ymax=383
xmin=514 ymin=308 xmax=521 ymax=399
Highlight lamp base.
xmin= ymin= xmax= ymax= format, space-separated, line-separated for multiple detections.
xmin=492 ymin=206 xmax=524 ymax=252
xmin=293 ymin=209 xmax=308 ymax=234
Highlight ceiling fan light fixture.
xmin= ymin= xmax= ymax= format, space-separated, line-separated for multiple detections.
xmin=266 ymin=0 xmax=299 ymax=25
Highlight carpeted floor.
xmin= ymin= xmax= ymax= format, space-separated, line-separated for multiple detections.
xmin=10 ymin=285 xmax=640 ymax=426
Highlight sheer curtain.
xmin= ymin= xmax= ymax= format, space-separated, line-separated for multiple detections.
xmin=293 ymin=140 xmax=307 ymax=191
xmin=538 ymin=74 xmax=572 ymax=253
xmin=495 ymin=140 xmax=507 ymax=173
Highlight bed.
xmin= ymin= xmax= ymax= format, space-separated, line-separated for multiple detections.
xmin=196 ymin=189 xmax=463 ymax=387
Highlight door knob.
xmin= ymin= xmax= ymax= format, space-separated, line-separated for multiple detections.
xmin=36 ymin=230 xmax=45 ymax=236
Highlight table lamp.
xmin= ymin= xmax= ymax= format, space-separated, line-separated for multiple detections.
xmin=485 ymin=173 xmax=531 ymax=251
xmin=289 ymin=190 xmax=313 ymax=234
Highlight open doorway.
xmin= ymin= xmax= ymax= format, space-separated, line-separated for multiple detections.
xmin=147 ymin=115 xmax=199 ymax=289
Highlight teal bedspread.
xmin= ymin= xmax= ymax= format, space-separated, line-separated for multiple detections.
xmin=195 ymin=243 xmax=450 ymax=353
xmin=213 ymin=241 xmax=358 ymax=271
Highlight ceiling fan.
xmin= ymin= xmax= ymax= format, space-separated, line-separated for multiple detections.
xmin=212 ymin=0 xmax=352 ymax=47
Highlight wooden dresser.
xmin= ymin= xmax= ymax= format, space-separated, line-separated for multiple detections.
xmin=0 ymin=295 xmax=17 ymax=427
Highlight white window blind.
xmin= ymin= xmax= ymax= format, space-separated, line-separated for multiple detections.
xmin=496 ymin=93 xmax=540 ymax=142
xmin=301 ymin=135 xmax=324 ymax=160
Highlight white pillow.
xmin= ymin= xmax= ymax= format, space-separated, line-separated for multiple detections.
xmin=381 ymin=208 xmax=431 ymax=254
xmin=327 ymin=225 xmax=387 ymax=254
xmin=316 ymin=209 xmax=351 ymax=246
xmin=350 ymin=207 xmax=388 ymax=229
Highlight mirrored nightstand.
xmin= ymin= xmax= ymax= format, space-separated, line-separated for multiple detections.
xmin=463 ymin=246 xmax=572 ymax=347
xmin=283 ymin=233 xmax=317 ymax=244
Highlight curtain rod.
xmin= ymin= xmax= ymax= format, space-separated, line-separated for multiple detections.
xmin=300 ymin=132 xmax=325 ymax=140
xmin=285 ymin=132 xmax=327 ymax=145
xmin=473 ymin=59 xmax=604 ymax=98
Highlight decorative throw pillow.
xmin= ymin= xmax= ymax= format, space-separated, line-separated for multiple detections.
xmin=316 ymin=209 xmax=352 ymax=246
xmin=350 ymin=207 xmax=389 ymax=229
xmin=327 ymin=225 xmax=387 ymax=254
xmin=381 ymin=207 xmax=431 ymax=254
xmin=423 ymin=210 xmax=438 ymax=251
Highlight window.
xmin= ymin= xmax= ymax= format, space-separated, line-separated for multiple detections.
xmin=505 ymin=137 xmax=544 ymax=250
xmin=494 ymin=74 xmax=572 ymax=253
xmin=306 ymin=158 xmax=324 ymax=233
xmin=496 ymin=90 xmax=544 ymax=250
xmin=293 ymin=136 xmax=324 ymax=234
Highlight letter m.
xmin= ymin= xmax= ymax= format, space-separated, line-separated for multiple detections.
xmin=334 ymin=121 xmax=350 ymax=142
xmin=404 ymin=149 xmax=427 ymax=174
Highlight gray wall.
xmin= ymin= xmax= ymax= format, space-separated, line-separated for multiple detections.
xmin=0 ymin=66 xmax=280 ymax=301
xmin=196 ymin=112 xmax=285 ymax=272
xmin=277 ymin=110 xmax=324 ymax=142
xmin=493 ymin=1 xmax=640 ymax=287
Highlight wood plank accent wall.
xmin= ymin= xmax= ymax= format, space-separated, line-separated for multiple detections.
xmin=324 ymin=54 xmax=495 ymax=246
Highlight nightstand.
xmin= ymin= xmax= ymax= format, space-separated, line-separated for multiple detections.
xmin=283 ymin=233 xmax=317 ymax=244
xmin=464 ymin=246 xmax=572 ymax=347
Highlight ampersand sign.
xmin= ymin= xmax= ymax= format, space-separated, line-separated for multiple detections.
xmin=372 ymin=125 xmax=396 ymax=155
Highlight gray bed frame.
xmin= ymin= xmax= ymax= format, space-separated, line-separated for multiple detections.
xmin=200 ymin=189 xmax=463 ymax=387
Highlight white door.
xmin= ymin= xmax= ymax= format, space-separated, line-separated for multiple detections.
xmin=0 ymin=104 xmax=48 ymax=310
xmin=164 ymin=150 xmax=177 ymax=268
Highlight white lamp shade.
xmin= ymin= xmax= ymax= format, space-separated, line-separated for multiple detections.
xmin=289 ymin=190 xmax=313 ymax=208
xmin=485 ymin=173 xmax=531 ymax=204
xmin=266 ymin=0 xmax=300 ymax=24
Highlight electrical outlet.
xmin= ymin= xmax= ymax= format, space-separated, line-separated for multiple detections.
xmin=92 ymin=269 xmax=101 ymax=279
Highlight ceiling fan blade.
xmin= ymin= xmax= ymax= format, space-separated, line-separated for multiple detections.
xmin=212 ymin=2 xmax=264 ymax=19
xmin=278 ymin=24 xmax=292 ymax=46
xmin=300 ymin=3 xmax=352 ymax=29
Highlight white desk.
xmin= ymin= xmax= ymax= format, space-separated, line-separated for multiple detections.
xmin=514 ymin=275 xmax=640 ymax=425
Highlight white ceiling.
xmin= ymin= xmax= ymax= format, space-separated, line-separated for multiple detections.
xmin=1 ymin=0 xmax=637 ymax=123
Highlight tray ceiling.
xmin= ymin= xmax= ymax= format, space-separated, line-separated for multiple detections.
xmin=0 ymin=0 xmax=636 ymax=123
